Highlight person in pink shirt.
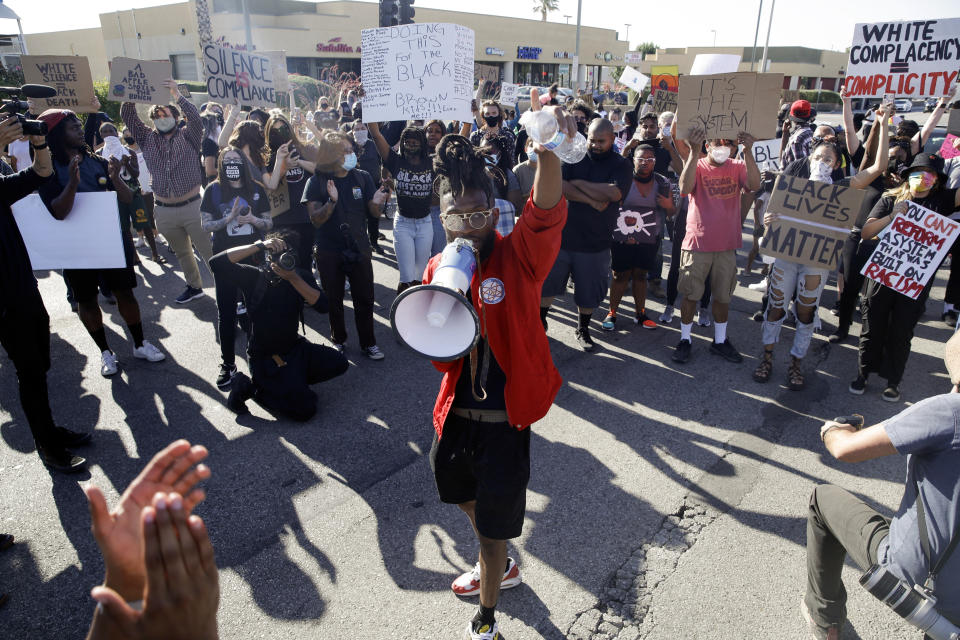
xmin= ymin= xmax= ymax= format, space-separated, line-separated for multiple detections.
xmin=673 ymin=125 xmax=759 ymax=364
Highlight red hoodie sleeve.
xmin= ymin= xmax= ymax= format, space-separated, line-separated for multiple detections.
xmin=509 ymin=195 xmax=568 ymax=281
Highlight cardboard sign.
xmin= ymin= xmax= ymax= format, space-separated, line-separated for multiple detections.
xmin=940 ymin=133 xmax=960 ymax=159
xmin=474 ymin=62 xmax=499 ymax=99
xmin=844 ymin=19 xmax=960 ymax=98
xmin=267 ymin=180 xmax=291 ymax=218
xmin=861 ymin=200 xmax=960 ymax=299
xmin=948 ymin=109 xmax=960 ymax=136
xmin=677 ymin=72 xmax=783 ymax=139
xmin=202 ymin=44 xmax=278 ymax=107
xmin=177 ymin=83 xmax=192 ymax=98
xmin=262 ymin=51 xmax=289 ymax=92
xmin=499 ymin=82 xmax=519 ymax=106
xmin=689 ymin=54 xmax=741 ymax=75
xmin=650 ymin=65 xmax=679 ymax=92
xmin=12 ymin=193 xmax=125 ymax=269
xmin=751 ymin=138 xmax=783 ymax=171
xmin=361 ymin=23 xmax=475 ymax=122
xmin=109 ymin=58 xmax=172 ymax=105
xmin=21 ymin=55 xmax=98 ymax=113
xmin=762 ymin=175 xmax=864 ymax=270
xmin=651 ymin=89 xmax=678 ymax=115
xmin=619 ymin=66 xmax=649 ymax=93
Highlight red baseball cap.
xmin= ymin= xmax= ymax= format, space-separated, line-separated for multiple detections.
xmin=38 ymin=109 xmax=74 ymax=131
xmin=789 ymin=99 xmax=814 ymax=122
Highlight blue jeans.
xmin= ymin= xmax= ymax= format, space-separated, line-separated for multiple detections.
xmin=429 ymin=205 xmax=447 ymax=255
xmin=393 ymin=213 xmax=434 ymax=283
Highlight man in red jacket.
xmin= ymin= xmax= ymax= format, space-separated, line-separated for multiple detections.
xmin=424 ymin=105 xmax=571 ymax=640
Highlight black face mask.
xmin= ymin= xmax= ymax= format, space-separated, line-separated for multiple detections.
xmin=483 ymin=115 xmax=500 ymax=128
xmin=223 ymin=161 xmax=244 ymax=181
xmin=633 ymin=171 xmax=653 ymax=183
xmin=887 ymin=157 xmax=904 ymax=176
xmin=123 ymin=137 xmax=135 ymax=145
xmin=269 ymin=129 xmax=290 ymax=149
xmin=576 ymin=121 xmax=587 ymax=135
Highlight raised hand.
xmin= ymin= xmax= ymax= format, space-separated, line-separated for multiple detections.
xmin=738 ymin=131 xmax=756 ymax=150
xmin=163 ymin=78 xmax=180 ymax=100
xmin=68 ymin=156 xmax=81 ymax=185
xmin=685 ymin=124 xmax=706 ymax=157
xmin=0 ymin=114 xmax=24 ymax=148
xmin=326 ymin=179 xmax=338 ymax=203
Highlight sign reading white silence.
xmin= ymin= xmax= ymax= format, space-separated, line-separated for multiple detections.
xmin=13 ymin=193 xmax=126 ymax=270
xmin=202 ymin=44 xmax=277 ymax=107
xmin=361 ymin=23 xmax=475 ymax=122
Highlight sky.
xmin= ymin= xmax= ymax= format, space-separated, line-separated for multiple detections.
xmin=3 ymin=0 xmax=958 ymax=53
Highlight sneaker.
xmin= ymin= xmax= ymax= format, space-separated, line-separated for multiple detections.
xmin=600 ymin=314 xmax=617 ymax=331
xmin=134 ymin=236 xmax=144 ymax=248
xmin=943 ymin=310 xmax=959 ymax=328
xmin=216 ymin=362 xmax=238 ymax=389
xmin=881 ymin=385 xmax=901 ymax=402
xmin=464 ymin=620 xmax=505 ymax=640
xmin=100 ymin=350 xmax=118 ymax=377
xmin=800 ymin=598 xmax=841 ymax=640
xmin=133 ymin=340 xmax=166 ymax=362
xmin=363 ymin=345 xmax=385 ymax=360
xmin=748 ymin=277 xmax=769 ymax=291
xmin=451 ymin=557 xmax=522 ymax=596
xmin=236 ymin=301 xmax=247 ymax=315
xmin=710 ymin=339 xmax=743 ymax=363
xmin=575 ymin=328 xmax=595 ymax=351
xmin=827 ymin=330 xmax=848 ymax=344
xmin=373 ymin=242 xmax=385 ymax=255
xmin=659 ymin=305 xmax=675 ymax=324
xmin=332 ymin=342 xmax=345 ymax=354
xmin=54 ymin=427 xmax=92 ymax=448
xmin=672 ymin=339 xmax=692 ymax=363
xmin=636 ymin=314 xmax=657 ymax=330
xmin=697 ymin=308 xmax=713 ymax=327
xmin=37 ymin=446 xmax=86 ymax=473
xmin=175 ymin=286 xmax=204 ymax=304
xmin=830 ymin=300 xmax=840 ymax=317
xmin=848 ymin=375 xmax=867 ymax=395
xmin=226 ymin=372 xmax=254 ymax=414
xmin=751 ymin=309 xmax=765 ymax=322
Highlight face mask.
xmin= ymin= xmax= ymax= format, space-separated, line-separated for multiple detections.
xmin=101 ymin=135 xmax=125 ymax=161
xmin=353 ymin=130 xmax=368 ymax=145
xmin=223 ymin=161 xmax=243 ymax=181
xmin=483 ymin=115 xmax=500 ymax=128
xmin=576 ymin=121 xmax=587 ymax=135
xmin=662 ymin=124 xmax=672 ymax=137
xmin=527 ymin=150 xmax=538 ymax=163
xmin=123 ymin=136 xmax=135 ymax=145
xmin=887 ymin=157 xmax=903 ymax=175
xmin=908 ymin=172 xmax=936 ymax=194
xmin=320 ymin=103 xmax=329 ymax=110
xmin=486 ymin=153 xmax=499 ymax=166
xmin=342 ymin=152 xmax=358 ymax=171
xmin=809 ymin=159 xmax=834 ymax=184
xmin=709 ymin=146 xmax=731 ymax=164
xmin=153 ymin=117 xmax=176 ymax=133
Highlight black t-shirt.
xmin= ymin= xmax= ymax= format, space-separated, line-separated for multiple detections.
xmin=561 ymin=151 xmax=634 ymax=252
xmin=0 ymin=169 xmax=50 ymax=311
xmin=201 ymin=138 xmax=219 ymax=187
xmin=302 ymin=169 xmax=376 ymax=253
xmin=357 ymin=140 xmax=382 ymax=186
xmin=200 ymin=182 xmax=271 ymax=253
xmin=269 ymin=153 xmax=311 ymax=226
xmin=625 ymin=139 xmax=673 ymax=177
xmin=384 ymin=150 xmax=433 ymax=219
xmin=453 ymin=336 xmax=507 ymax=410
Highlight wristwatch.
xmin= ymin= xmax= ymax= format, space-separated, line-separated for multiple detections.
xmin=254 ymin=240 xmax=267 ymax=252
xmin=31 ymin=142 xmax=48 ymax=150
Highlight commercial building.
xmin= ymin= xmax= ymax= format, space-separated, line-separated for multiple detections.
xmin=7 ymin=0 xmax=628 ymax=90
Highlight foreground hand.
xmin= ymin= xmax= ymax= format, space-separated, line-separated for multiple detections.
xmin=0 ymin=114 xmax=23 ymax=147
xmin=820 ymin=420 xmax=859 ymax=440
xmin=236 ymin=213 xmax=257 ymax=225
xmin=262 ymin=237 xmax=287 ymax=253
xmin=532 ymin=105 xmax=575 ymax=157
xmin=91 ymin=492 xmax=219 ymax=640
xmin=763 ymin=211 xmax=780 ymax=226
xmin=326 ymin=179 xmax=338 ymax=203
xmin=685 ymin=124 xmax=706 ymax=154
xmin=108 ymin=157 xmax=123 ymax=182
xmin=269 ymin=261 xmax=298 ymax=281
xmin=372 ymin=186 xmax=388 ymax=207
xmin=85 ymin=440 xmax=210 ymax=601
xmin=163 ymin=79 xmax=180 ymax=100
xmin=67 ymin=155 xmax=81 ymax=186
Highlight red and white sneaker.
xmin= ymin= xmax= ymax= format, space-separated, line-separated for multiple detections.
xmin=451 ymin=557 xmax=522 ymax=596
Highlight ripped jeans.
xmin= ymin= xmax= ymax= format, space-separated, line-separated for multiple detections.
xmin=761 ymin=259 xmax=828 ymax=358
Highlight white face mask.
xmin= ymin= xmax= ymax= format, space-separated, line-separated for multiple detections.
xmin=709 ymin=146 xmax=731 ymax=164
xmin=353 ymin=129 xmax=368 ymax=145
xmin=809 ymin=159 xmax=834 ymax=184
xmin=154 ymin=116 xmax=176 ymax=133
xmin=101 ymin=135 xmax=126 ymax=161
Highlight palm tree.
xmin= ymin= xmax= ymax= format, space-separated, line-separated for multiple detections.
xmin=532 ymin=0 xmax=559 ymax=22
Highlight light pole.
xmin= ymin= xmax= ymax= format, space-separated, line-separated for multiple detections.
xmin=624 ymin=23 xmax=631 ymax=44
xmin=749 ymin=0 xmax=763 ymax=70
xmin=760 ymin=0 xmax=776 ymax=73
xmin=563 ymin=14 xmax=571 ymax=24
xmin=574 ymin=0 xmax=582 ymax=90
xmin=711 ymin=30 xmax=717 ymax=47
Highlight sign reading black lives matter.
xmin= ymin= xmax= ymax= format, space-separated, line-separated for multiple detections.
xmin=762 ymin=175 xmax=865 ymax=271
xmin=361 ymin=23 xmax=474 ymax=122
xmin=844 ymin=18 xmax=960 ymax=98
xmin=651 ymin=89 xmax=678 ymax=115
xmin=109 ymin=58 xmax=172 ymax=105
xmin=202 ymin=44 xmax=277 ymax=107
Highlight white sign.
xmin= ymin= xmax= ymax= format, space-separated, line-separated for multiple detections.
xmin=624 ymin=51 xmax=644 ymax=65
xmin=361 ymin=23 xmax=475 ymax=122
xmin=499 ymin=82 xmax=519 ymax=105
xmin=844 ymin=19 xmax=960 ymax=98
xmin=619 ymin=66 xmax=649 ymax=93
xmin=689 ymin=54 xmax=741 ymax=75
xmin=13 ymin=193 xmax=126 ymax=270
xmin=202 ymin=44 xmax=278 ymax=107
xmin=750 ymin=138 xmax=782 ymax=171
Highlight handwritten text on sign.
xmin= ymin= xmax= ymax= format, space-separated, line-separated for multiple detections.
xmin=751 ymin=138 xmax=782 ymax=171
xmin=651 ymin=89 xmax=678 ymax=115
xmin=109 ymin=58 xmax=171 ymax=105
xmin=361 ymin=23 xmax=475 ymax=122
xmin=844 ymin=19 xmax=960 ymax=98
xmin=203 ymin=44 xmax=277 ymax=107
xmin=861 ymin=201 xmax=960 ymax=299
xmin=762 ymin=175 xmax=865 ymax=270
xmin=677 ymin=72 xmax=782 ymax=139
xmin=21 ymin=55 xmax=98 ymax=113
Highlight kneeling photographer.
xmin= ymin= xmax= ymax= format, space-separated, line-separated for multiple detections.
xmin=803 ymin=332 xmax=960 ymax=639
xmin=210 ymin=230 xmax=348 ymax=421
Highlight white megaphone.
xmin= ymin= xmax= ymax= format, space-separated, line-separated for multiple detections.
xmin=390 ymin=238 xmax=480 ymax=361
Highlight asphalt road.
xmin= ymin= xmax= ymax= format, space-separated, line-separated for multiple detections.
xmin=1 ymin=209 xmax=951 ymax=639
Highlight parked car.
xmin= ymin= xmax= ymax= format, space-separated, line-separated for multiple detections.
xmin=922 ymin=126 xmax=947 ymax=155
xmin=924 ymin=98 xmax=939 ymax=113
xmin=895 ymin=98 xmax=913 ymax=112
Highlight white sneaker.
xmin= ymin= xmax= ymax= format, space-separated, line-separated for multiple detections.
xmin=101 ymin=350 xmax=118 ymax=377
xmin=133 ymin=340 xmax=166 ymax=362
xmin=748 ymin=277 xmax=769 ymax=291
xmin=697 ymin=308 xmax=713 ymax=327
xmin=464 ymin=620 xmax=504 ymax=640
xmin=451 ymin=557 xmax=522 ymax=596
xmin=659 ymin=305 xmax=675 ymax=324
xmin=133 ymin=236 xmax=144 ymax=248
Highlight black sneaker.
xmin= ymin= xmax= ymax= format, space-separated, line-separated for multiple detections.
xmin=848 ymin=375 xmax=867 ymax=395
xmin=575 ymin=328 xmax=595 ymax=351
xmin=672 ymin=339 xmax=692 ymax=363
xmin=943 ymin=310 xmax=958 ymax=328
xmin=216 ymin=362 xmax=238 ymax=389
xmin=37 ymin=446 xmax=86 ymax=473
xmin=54 ymin=427 xmax=92 ymax=448
xmin=226 ymin=372 xmax=254 ymax=414
xmin=881 ymin=385 xmax=901 ymax=402
xmin=710 ymin=339 xmax=743 ymax=363
xmin=751 ymin=309 xmax=764 ymax=322
xmin=828 ymin=329 xmax=848 ymax=344
xmin=175 ymin=286 xmax=204 ymax=304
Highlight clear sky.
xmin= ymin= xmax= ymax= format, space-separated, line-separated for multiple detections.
xmin=3 ymin=0 xmax=958 ymax=53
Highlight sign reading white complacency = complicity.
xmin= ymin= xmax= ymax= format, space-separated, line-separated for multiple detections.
xmin=202 ymin=44 xmax=278 ymax=107
xmin=361 ymin=23 xmax=475 ymax=122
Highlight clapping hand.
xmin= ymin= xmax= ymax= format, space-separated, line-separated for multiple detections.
xmin=326 ymin=179 xmax=338 ymax=203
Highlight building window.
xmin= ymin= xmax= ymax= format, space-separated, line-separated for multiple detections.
xmin=170 ymin=53 xmax=198 ymax=81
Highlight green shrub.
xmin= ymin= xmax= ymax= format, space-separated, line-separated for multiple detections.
xmin=800 ymin=89 xmax=841 ymax=105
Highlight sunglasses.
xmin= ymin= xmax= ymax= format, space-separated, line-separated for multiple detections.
xmin=440 ymin=209 xmax=495 ymax=232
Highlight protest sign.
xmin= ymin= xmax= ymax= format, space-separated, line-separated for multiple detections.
xmin=750 ymin=138 xmax=783 ymax=171
xmin=361 ymin=23 xmax=475 ymax=122
xmin=762 ymin=174 xmax=864 ymax=270
xmin=861 ymin=200 xmax=960 ymax=299
xmin=108 ymin=58 xmax=171 ymax=105
xmin=689 ymin=54 xmax=741 ymax=75
xmin=21 ymin=55 xmax=97 ymax=113
xmin=844 ymin=18 xmax=960 ymax=98
xmin=474 ymin=62 xmax=499 ymax=99
xmin=651 ymin=89 xmax=678 ymax=115
xmin=948 ymin=109 xmax=960 ymax=136
xmin=650 ymin=65 xmax=679 ymax=92
xmin=262 ymin=51 xmax=289 ymax=92
xmin=12 ymin=193 xmax=125 ymax=269
xmin=499 ymin=82 xmax=519 ymax=106
xmin=177 ymin=83 xmax=192 ymax=98
xmin=940 ymin=133 xmax=960 ymax=159
xmin=619 ymin=66 xmax=649 ymax=93
xmin=202 ymin=44 xmax=277 ymax=107
xmin=677 ymin=72 xmax=783 ymax=139
xmin=624 ymin=51 xmax=644 ymax=66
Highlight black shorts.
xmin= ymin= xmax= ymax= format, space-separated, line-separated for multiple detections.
xmin=64 ymin=266 xmax=137 ymax=301
xmin=611 ymin=240 xmax=659 ymax=273
xmin=430 ymin=413 xmax=531 ymax=540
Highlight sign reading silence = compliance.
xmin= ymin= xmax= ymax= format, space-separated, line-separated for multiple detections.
xmin=202 ymin=44 xmax=278 ymax=107
xmin=762 ymin=174 xmax=865 ymax=271
xmin=677 ymin=72 xmax=783 ymax=139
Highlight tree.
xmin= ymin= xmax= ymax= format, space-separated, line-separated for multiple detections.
xmin=635 ymin=42 xmax=659 ymax=59
xmin=532 ymin=0 xmax=559 ymax=22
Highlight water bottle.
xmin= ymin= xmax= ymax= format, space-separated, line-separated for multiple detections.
xmin=520 ymin=110 xmax=587 ymax=164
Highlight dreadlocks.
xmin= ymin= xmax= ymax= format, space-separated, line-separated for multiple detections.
xmin=433 ymin=134 xmax=495 ymax=205
xmin=47 ymin=113 xmax=91 ymax=166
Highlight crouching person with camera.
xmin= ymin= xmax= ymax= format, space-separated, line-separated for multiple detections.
xmin=803 ymin=331 xmax=960 ymax=640
xmin=209 ymin=230 xmax=348 ymax=421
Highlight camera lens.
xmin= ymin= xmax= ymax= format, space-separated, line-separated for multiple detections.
xmin=278 ymin=251 xmax=297 ymax=271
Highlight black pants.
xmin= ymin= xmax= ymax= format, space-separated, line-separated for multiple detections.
xmin=314 ymin=249 xmax=377 ymax=349
xmin=946 ymin=250 xmax=960 ymax=307
xmin=249 ymin=339 xmax=348 ymax=421
xmin=214 ymin=279 xmax=243 ymax=365
xmin=368 ymin=216 xmax=381 ymax=246
xmin=858 ymin=280 xmax=928 ymax=386
xmin=0 ymin=293 xmax=59 ymax=449
xmin=836 ymin=235 xmax=873 ymax=333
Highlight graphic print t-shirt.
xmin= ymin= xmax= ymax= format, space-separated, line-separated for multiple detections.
xmin=201 ymin=182 xmax=271 ymax=252
xmin=683 ymin=158 xmax=748 ymax=252
xmin=385 ymin=150 xmax=433 ymax=219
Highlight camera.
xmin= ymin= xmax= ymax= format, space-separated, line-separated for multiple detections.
xmin=0 ymin=84 xmax=57 ymax=137
xmin=261 ymin=249 xmax=298 ymax=284
xmin=860 ymin=564 xmax=960 ymax=640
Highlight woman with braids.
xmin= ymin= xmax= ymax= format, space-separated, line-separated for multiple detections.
xmin=368 ymin=122 xmax=435 ymax=293
xmin=425 ymin=105 xmax=573 ymax=640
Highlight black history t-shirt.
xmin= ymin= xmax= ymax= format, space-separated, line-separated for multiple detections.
xmin=385 ymin=150 xmax=432 ymax=219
